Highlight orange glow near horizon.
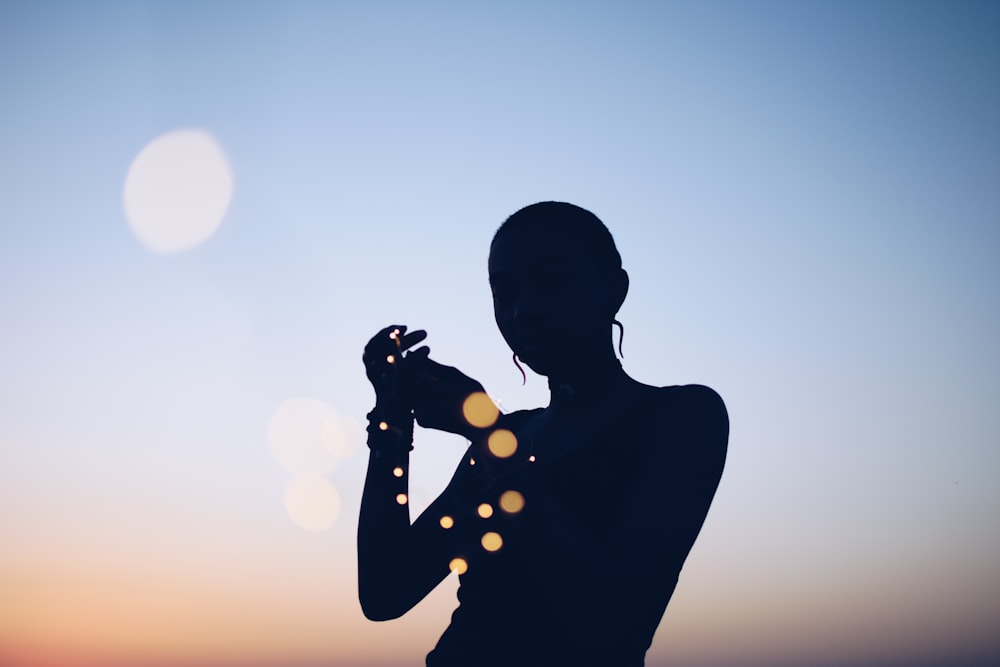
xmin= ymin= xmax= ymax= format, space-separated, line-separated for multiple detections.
xmin=0 ymin=561 xmax=372 ymax=667
xmin=3 ymin=469 xmax=998 ymax=667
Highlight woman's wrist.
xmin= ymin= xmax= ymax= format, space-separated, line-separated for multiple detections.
xmin=366 ymin=405 xmax=414 ymax=456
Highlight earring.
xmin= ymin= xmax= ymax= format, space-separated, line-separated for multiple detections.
xmin=512 ymin=354 xmax=527 ymax=385
xmin=613 ymin=319 xmax=625 ymax=358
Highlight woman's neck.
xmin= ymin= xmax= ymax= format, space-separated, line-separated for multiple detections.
xmin=546 ymin=353 xmax=626 ymax=410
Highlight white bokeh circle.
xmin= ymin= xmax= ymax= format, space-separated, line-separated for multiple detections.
xmin=123 ymin=129 xmax=233 ymax=253
xmin=268 ymin=397 xmax=358 ymax=475
xmin=284 ymin=475 xmax=341 ymax=531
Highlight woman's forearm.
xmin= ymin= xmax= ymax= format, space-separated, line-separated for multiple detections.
xmin=357 ymin=405 xmax=417 ymax=620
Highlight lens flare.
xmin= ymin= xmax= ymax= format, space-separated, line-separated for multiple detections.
xmin=481 ymin=532 xmax=503 ymax=552
xmin=477 ymin=503 xmax=494 ymax=519
xmin=268 ymin=398 xmax=355 ymax=476
xmin=462 ymin=392 xmax=499 ymax=429
xmin=499 ymin=490 xmax=525 ymax=514
xmin=487 ymin=429 xmax=518 ymax=458
xmin=284 ymin=475 xmax=341 ymax=531
xmin=439 ymin=515 xmax=455 ymax=529
xmin=449 ymin=558 xmax=468 ymax=575
xmin=396 ymin=493 xmax=408 ymax=505
xmin=392 ymin=467 xmax=404 ymax=478
xmin=123 ymin=129 xmax=233 ymax=254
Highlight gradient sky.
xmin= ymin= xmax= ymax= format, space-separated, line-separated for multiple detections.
xmin=1 ymin=2 xmax=998 ymax=666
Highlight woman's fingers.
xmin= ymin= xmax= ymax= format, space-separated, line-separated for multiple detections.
xmin=364 ymin=324 xmax=405 ymax=359
xmin=380 ymin=324 xmax=407 ymax=341
xmin=398 ymin=329 xmax=427 ymax=353
xmin=407 ymin=346 xmax=431 ymax=360
xmin=364 ymin=325 xmax=427 ymax=355
xmin=364 ymin=325 xmax=426 ymax=365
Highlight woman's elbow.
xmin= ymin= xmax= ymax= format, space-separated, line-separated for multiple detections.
xmin=360 ymin=598 xmax=404 ymax=622
xmin=358 ymin=579 xmax=411 ymax=621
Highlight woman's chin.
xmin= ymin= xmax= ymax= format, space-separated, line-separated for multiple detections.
xmin=521 ymin=359 xmax=550 ymax=378
xmin=515 ymin=348 xmax=550 ymax=377
xmin=519 ymin=350 xmax=574 ymax=380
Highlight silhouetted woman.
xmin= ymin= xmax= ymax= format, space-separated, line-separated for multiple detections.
xmin=359 ymin=202 xmax=728 ymax=667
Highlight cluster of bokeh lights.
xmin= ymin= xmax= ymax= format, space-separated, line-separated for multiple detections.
xmin=391 ymin=386 xmax=528 ymax=574
xmin=373 ymin=330 xmax=533 ymax=575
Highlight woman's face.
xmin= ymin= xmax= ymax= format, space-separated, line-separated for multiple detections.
xmin=488 ymin=224 xmax=614 ymax=378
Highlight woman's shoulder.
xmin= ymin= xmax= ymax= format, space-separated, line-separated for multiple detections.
xmin=651 ymin=383 xmax=727 ymax=415
xmin=635 ymin=383 xmax=728 ymax=449
xmin=497 ymin=406 xmax=545 ymax=431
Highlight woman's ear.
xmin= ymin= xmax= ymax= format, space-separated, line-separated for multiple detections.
xmin=609 ymin=268 xmax=629 ymax=316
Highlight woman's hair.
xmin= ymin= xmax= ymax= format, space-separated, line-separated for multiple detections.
xmin=491 ymin=201 xmax=623 ymax=276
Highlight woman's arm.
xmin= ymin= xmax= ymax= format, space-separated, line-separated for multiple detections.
xmin=358 ymin=431 xmax=489 ymax=620
xmin=357 ymin=325 xmax=458 ymax=620
xmin=357 ymin=420 xmax=452 ymax=620
xmin=357 ymin=394 xmax=482 ymax=615
xmin=358 ymin=407 xmax=533 ymax=620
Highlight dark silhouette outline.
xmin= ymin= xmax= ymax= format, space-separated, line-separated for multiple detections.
xmin=358 ymin=202 xmax=728 ymax=667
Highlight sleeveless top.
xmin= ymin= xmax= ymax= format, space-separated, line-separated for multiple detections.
xmin=426 ymin=387 xmax=679 ymax=667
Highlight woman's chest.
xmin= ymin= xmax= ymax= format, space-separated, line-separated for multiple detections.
xmin=519 ymin=420 xmax=649 ymax=539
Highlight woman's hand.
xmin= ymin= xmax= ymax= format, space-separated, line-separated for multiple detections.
xmin=363 ymin=325 xmax=488 ymax=439
xmin=403 ymin=350 xmax=487 ymax=440
xmin=363 ymin=324 xmax=428 ymax=408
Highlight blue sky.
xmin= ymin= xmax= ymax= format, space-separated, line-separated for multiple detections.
xmin=1 ymin=2 xmax=998 ymax=666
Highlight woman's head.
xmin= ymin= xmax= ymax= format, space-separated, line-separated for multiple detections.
xmin=488 ymin=202 xmax=628 ymax=378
